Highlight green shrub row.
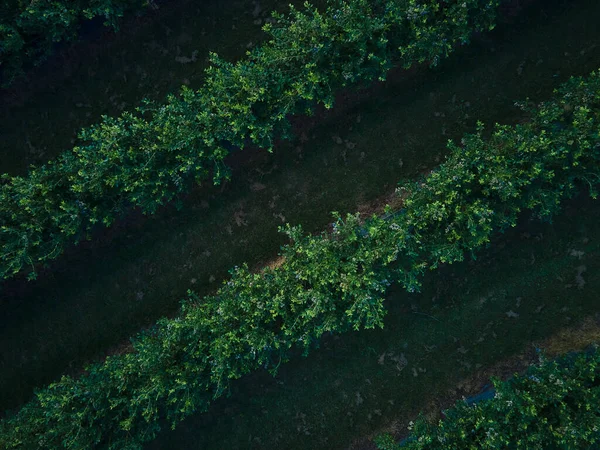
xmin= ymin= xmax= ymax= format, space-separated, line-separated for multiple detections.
xmin=0 ymin=0 xmax=501 ymax=282
xmin=0 ymin=0 xmax=148 ymax=86
xmin=375 ymin=347 xmax=600 ymax=449
xmin=1 ymin=68 xmax=599 ymax=449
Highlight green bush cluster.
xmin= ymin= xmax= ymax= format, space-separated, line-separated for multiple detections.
xmin=1 ymin=68 xmax=599 ymax=449
xmin=375 ymin=347 xmax=600 ymax=449
xmin=0 ymin=0 xmax=148 ymax=86
xmin=0 ymin=0 xmax=501 ymax=282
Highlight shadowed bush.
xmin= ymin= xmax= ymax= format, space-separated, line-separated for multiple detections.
xmin=0 ymin=0 xmax=149 ymax=87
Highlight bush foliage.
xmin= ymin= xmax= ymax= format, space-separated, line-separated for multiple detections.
xmin=0 ymin=0 xmax=500 ymax=282
xmin=1 ymin=68 xmax=599 ymax=449
xmin=375 ymin=347 xmax=600 ymax=449
xmin=0 ymin=0 xmax=148 ymax=86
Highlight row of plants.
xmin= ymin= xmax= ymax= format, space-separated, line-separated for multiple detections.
xmin=0 ymin=0 xmax=150 ymax=87
xmin=0 ymin=0 xmax=501 ymax=282
xmin=1 ymin=67 xmax=599 ymax=449
xmin=375 ymin=346 xmax=600 ymax=449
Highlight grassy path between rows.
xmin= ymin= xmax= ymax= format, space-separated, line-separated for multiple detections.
xmin=147 ymin=194 xmax=600 ymax=449
xmin=1 ymin=0 xmax=600 ymax=417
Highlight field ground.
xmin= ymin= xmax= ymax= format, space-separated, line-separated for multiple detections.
xmin=1 ymin=1 xmax=600 ymax=448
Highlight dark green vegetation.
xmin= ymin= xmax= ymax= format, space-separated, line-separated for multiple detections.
xmin=0 ymin=0 xmax=148 ymax=87
xmin=376 ymin=348 xmax=600 ymax=449
xmin=2 ymin=67 xmax=600 ymax=448
xmin=1 ymin=0 xmax=600 ymax=449
xmin=1 ymin=0 xmax=599 ymax=422
xmin=0 ymin=0 xmax=499 ymax=282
